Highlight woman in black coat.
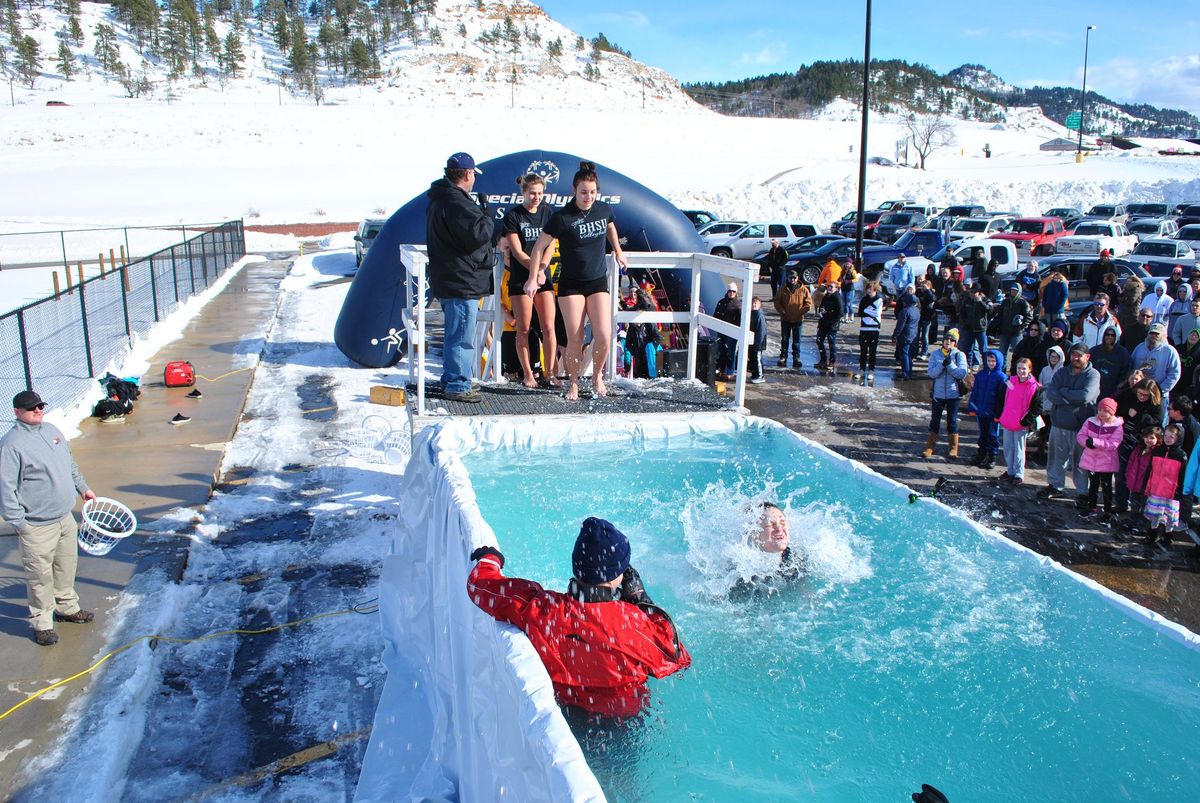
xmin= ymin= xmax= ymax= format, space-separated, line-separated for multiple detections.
xmin=1010 ymin=320 xmax=1046 ymax=376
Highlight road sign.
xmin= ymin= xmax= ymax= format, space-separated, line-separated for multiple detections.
xmin=1065 ymin=112 xmax=1082 ymax=130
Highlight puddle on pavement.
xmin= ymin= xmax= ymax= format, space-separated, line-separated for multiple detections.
xmin=297 ymin=373 xmax=337 ymax=421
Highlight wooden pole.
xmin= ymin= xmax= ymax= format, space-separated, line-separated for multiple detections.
xmin=120 ymin=244 xmax=127 ymax=265
xmin=65 ymin=265 xmax=73 ymax=293
xmin=109 ymin=248 xmax=116 ymax=271
xmin=122 ymin=265 xmax=130 ymax=292
xmin=98 ymin=252 xmax=105 ymax=273
xmin=53 ymin=272 xmax=61 ymax=297
xmin=77 ymin=262 xmax=84 ymax=286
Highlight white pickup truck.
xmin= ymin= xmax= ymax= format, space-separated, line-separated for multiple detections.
xmin=890 ymin=238 xmax=1020 ymax=294
xmin=1054 ymin=221 xmax=1138 ymax=257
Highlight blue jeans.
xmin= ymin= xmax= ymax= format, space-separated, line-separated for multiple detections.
xmin=817 ymin=329 xmax=838 ymax=365
xmin=779 ymin=321 xmax=802 ymax=361
xmin=896 ymin=336 xmax=914 ymax=378
xmin=996 ymin=332 xmax=1023 ymax=372
xmin=977 ymin=416 xmax=1000 ymax=454
xmin=917 ymin=317 xmax=933 ymax=355
xmin=963 ymin=329 xmax=987 ymax=368
xmin=930 ymin=397 xmax=961 ymax=434
xmin=439 ymin=297 xmax=479 ymax=394
xmin=842 ymin=289 xmax=855 ymax=316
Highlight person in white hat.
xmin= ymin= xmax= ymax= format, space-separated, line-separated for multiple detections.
xmin=713 ymin=281 xmax=741 ymax=379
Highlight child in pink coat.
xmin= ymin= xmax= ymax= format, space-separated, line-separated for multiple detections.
xmin=1076 ymin=397 xmax=1124 ymax=518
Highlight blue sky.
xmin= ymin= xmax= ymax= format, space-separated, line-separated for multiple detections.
xmin=537 ymin=1 xmax=1200 ymax=118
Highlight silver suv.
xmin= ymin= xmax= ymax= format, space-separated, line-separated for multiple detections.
xmin=354 ymin=218 xmax=386 ymax=267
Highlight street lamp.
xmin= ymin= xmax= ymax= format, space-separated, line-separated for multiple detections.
xmin=1077 ymin=24 xmax=1096 ymax=154
xmin=853 ymin=0 xmax=872 ymax=271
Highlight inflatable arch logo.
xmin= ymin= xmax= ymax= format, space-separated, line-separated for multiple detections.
xmin=333 ymin=149 xmax=715 ymax=369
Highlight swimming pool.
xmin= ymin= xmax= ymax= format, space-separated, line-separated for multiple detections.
xmin=364 ymin=414 xmax=1200 ymax=802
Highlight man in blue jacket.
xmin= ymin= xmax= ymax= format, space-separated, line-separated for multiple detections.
xmin=426 ymin=152 xmax=495 ymax=403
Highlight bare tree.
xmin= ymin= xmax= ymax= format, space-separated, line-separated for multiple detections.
xmin=904 ymin=114 xmax=955 ymax=170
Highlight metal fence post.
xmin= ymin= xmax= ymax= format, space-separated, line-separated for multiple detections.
xmin=200 ymin=232 xmax=210 ymax=284
xmin=170 ymin=246 xmax=181 ymax=304
xmin=16 ymin=308 xmax=33 ymax=390
xmin=148 ymin=253 xmax=160 ymax=321
xmin=78 ymin=277 xmax=95 ymax=377
xmin=119 ymin=265 xmax=132 ymax=341
xmin=184 ymin=238 xmax=197 ymax=294
xmin=124 ymin=227 xmax=131 ymax=266
xmin=60 ymin=230 xmax=68 ymax=274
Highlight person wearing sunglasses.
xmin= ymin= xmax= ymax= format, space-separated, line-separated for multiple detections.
xmin=1 ymin=390 xmax=96 ymax=647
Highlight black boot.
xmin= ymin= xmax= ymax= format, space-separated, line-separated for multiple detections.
xmin=969 ymin=449 xmax=986 ymax=467
xmin=981 ymin=452 xmax=996 ymax=469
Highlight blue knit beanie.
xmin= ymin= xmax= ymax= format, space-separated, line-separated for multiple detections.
xmin=571 ymin=517 xmax=631 ymax=585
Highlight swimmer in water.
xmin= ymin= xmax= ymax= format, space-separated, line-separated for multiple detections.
xmin=730 ymin=502 xmax=805 ymax=599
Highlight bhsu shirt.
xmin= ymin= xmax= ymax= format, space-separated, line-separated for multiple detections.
xmin=544 ymin=199 xmax=615 ymax=284
xmin=501 ymin=204 xmax=552 ymax=286
xmin=467 ymin=555 xmax=691 ymax=717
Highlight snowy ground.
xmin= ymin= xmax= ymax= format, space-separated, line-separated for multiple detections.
xmin=15 ymin=249 xmax=411 ymax=800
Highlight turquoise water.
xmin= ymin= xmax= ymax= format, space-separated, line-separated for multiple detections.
xmin=463 ymin=424 xmax=1200 ymax=802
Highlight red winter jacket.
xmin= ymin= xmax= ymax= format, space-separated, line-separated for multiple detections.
xmin=467 ymin=555 xmax=691 ymax=717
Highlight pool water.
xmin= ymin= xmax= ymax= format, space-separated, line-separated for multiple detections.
xmin=463 ymin=423 xmax=1200 ymax=802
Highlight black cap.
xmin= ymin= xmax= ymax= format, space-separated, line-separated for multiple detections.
xmin=13 ymin=390 xmax=43 ymax=410
xmin=1069 ymin=342 xmax=1090 ymax=356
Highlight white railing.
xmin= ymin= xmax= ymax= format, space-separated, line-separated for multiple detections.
xmin=608 ymin=252 xmax=758 ymax=410
xmin=398 ymin=247 xmax=758 ymax=414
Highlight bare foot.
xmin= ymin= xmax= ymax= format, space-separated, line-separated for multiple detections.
xmin=564 ymin=382 xmax=580 ymax=401
xmin=547 ymin=376 xmax=563 ymax=389
xmin=522 ymin=375 xmax=538 ymax=389
xmin=593 ymin=376 xmax=608 ymax=398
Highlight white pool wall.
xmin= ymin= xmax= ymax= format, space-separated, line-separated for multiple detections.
xmin=357 ymin=412 xmax=1200 ymax=801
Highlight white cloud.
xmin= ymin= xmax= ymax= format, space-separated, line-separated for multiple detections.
xmin=961 ymin=27 xmax=985 ymax=38
xmin=1007 ymin=28 xmax=1067 ymax=46
xmin=740 ymin=41 xmax=787 ymax=67
xmin=1090 ymin=54 xmax=1200 ymax=117
xmin=593 ymin=11 xmax=650 ymax=28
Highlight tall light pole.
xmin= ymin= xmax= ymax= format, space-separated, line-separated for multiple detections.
xmin=853 ymin=0 xmax=872 ymax=272
xmin=1077 ymin=25 xmax=1096 ymax=154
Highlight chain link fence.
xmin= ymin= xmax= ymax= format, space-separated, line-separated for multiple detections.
xmin=0 ymin=220 xmax=245 ymax=426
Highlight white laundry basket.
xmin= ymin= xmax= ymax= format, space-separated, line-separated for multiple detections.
xmin=78 ymin=497 xmax=138 ymax=556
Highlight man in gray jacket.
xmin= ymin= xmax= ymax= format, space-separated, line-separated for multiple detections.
xmin=0 ymin=390 xmax=96 ymax=646
xmin=1037 ymin=344 xmax=1100 ymax=504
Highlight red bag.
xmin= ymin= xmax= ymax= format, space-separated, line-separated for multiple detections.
xmin=164 ymin=360 xmax=196 ymax=387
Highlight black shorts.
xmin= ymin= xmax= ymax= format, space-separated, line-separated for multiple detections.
xmin=557 ymin=276 xmax=609 ymax=297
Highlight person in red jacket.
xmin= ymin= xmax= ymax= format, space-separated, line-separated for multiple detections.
xmin=466 ymin=517 xmax=691 ymax=721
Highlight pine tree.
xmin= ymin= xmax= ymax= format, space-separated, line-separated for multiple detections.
xmin=4 ymin=0 xmax=19 ymax=41
xmin=93 ymin=22 xmax=119 ymax=73
xmin=203 ymin=6 xmax=220 ymax=62
xmin=221 ymin=29 xmax=243 ymax=78
xmin=15 ymin=34 xmax=40 ymax=88
xmin=56 ymin=36 xmax=74 ymax=80
xmin=67 ymin=12 xmax=83 ymax=46
xmin=348 ymin=35 xmax=371 ymax=80
xmin=288 ymin=16 xmax=311 ymax=87
xmin=546 ymin=36 xmax=561 ymax=58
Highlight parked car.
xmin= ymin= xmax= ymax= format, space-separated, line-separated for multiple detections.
xmin=876 ymin=199 xmax=915 ymax=211
xmin=1175 ymin=224 xmax=1200 ymax=255
xmin=1043 ymin=206 xmax=1084 ymax=230
xmin=1124 ymin=238 xmax=1197 ymax=270
xmin=1083 ymin=204 xmax=1128 ymax=225
xmin=868 ymin=156 xmax=896 ymax=166
xmin=1126 ymin=203 xmax=1170 ymax=221
xmin=874 ymin=211 xmax=928 ymax=244
xmin=947 ymin=216 xmax=1012 ymax=242
xmin=1177 ymin=205 xmax=1200 ymax=229
xmin=904 ymin=238 xmax=1021 ymax=287
xmin=835 ymin=210 xmax=886 ymax=237
xmin=788 ymin=238 xmax=886 ymax=285
xmin=830 ymin=210 xmax=858 ymax=233
xmin=860 ymin=229 xmax=951 ymax=280
xmin=750 ymin=234 xmax=844 ymax=274
xmin=1036 ymin=255 xmax=1149 ymax=312
xmin=681 ymin=210 xmax=720 ymax=228
xmin=993 ymin=217 xmax=1067 ymax=257
xmin=1128 ymin=218 xmax=1179 ymax=243
xmin=1055 ymin=221 xmax=1138 ymax=257
xmin=696 ymin=220 xmax=747 ymax=238
xmin=901 ymin=204 xmax=940 ymax=218
xmin=704 ymin=220 xmax=821 ymax=259
xmin=354 ymin=217 xmax=386 ymax=267
xmin=939 ymin=204 xmax=986 ymax=222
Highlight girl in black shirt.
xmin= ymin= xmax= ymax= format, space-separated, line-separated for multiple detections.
xmin=503 ymin=173 xmax=557 ymax=388
xmin=528 ymin=161 xmax=628 ymax=400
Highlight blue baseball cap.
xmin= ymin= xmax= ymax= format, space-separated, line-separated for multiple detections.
xmin=446 ymin=152 xmax=482 ymax=173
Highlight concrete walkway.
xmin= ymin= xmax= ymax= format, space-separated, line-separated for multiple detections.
xmin=0 ymin=257 xmax=290 ymax=799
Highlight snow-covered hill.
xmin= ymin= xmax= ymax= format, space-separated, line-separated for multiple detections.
xmin=5 ymin=0 xmax=702 ymax=112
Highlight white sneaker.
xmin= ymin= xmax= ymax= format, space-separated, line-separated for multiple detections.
xmin=750 ymin=376 xmax=766 ymax=384
xmin=867 ymin=372 xmax=874 ymax=381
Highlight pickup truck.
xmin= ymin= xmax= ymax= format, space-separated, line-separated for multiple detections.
xmin=993 ymin=217 xmax=1067 ymax=257
xmin=947 ymin=216 xmax=1013 ymax=242
xmin=860 ymin=229 xmax=949 ymax=279
xmin=897 ymin=238 xmax=1021 ymax=293
xmin=1054 ymin=221 xmax=1138 ymax=257
xmin=1124 ymin=238 xmax=1197 ymax=270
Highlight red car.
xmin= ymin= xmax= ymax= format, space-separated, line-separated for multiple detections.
xmin=993 ymin=216 xmax=1067 ymax=257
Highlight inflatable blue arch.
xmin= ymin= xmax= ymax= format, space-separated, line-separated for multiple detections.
xmin=334 ymin=149 xmax=719 ymax=369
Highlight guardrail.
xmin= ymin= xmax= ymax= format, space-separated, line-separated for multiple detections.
xmin=398 ymin=247 xmax=757 ymax=415
xmin=0 ymin=220 xmax=246 ymax=424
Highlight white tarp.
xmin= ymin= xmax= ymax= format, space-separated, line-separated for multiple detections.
xmin=356 ymin=412 xmax=1200 ymax=802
